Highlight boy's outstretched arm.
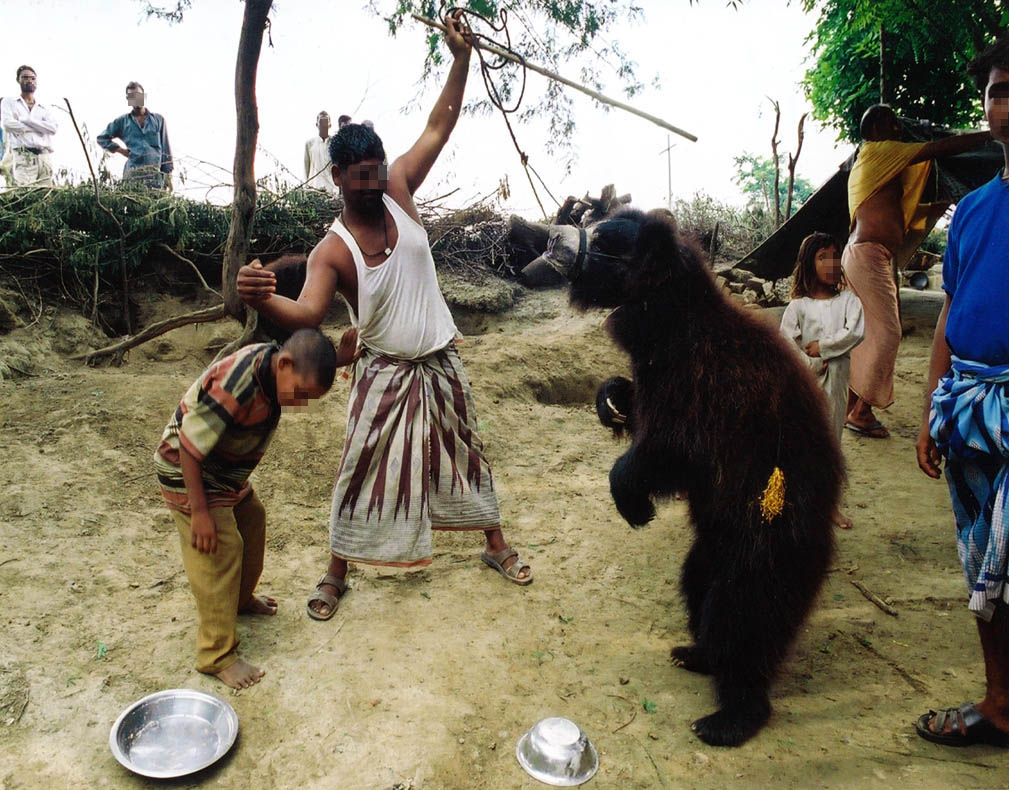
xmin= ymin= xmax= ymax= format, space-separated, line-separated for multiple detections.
xmin=180 ymin=445 xmax=217 ymax=554
xmin=394 ymin=10 xmax=473 ymax=196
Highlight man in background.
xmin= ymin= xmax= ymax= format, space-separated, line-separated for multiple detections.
xmin=304 ymin=111 xmax=338 ymax=196
xmin=842 ymin=105 xmax=989 ymax=438
xmin=1 ymin=65 xmax=58 ymax=187
xmin=97 ymin=81 xmax=174 ymax=190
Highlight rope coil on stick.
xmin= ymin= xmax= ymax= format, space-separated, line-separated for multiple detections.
xmin=435 ymin=4 xmax=555 ymax=218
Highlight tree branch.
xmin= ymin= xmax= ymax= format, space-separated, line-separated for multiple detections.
xmin=157 ymin=243 xmax=221 ymax=297
xmin=73 ymin=304 xmax=228 ymax=364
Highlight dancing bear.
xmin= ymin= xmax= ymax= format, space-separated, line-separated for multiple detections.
xmin=543 ymin=208 xmax=840 ymax=746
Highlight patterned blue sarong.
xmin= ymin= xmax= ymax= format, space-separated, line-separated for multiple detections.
xmin=929 ymin=356 xmax=1009 ymax=620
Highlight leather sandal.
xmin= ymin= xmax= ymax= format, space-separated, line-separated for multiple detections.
xmin=306 ymin=574 xmax=348 ymax=621
xmin=480 ymin=547 xmax=533 ymax=586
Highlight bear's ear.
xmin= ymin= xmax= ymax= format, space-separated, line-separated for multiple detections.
xmin=633 ymin=209 xmax=689 ymax=289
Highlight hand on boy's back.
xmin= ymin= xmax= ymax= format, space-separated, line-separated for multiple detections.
xmin=337 ymin=327 xmax=360 ymax=366
xmin=190 ymin=509 xmax=218 ymax=554
xmin=236 ymin=259 xmax=276 ymax=305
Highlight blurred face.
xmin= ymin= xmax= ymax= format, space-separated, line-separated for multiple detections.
xmin=275 ymin=361 xmax=327 ymax=408
xmin=336 ymin=158 xmax=388 ymax=213
xmin=871 ymin=110 xmax=902 ymax=141
xmin=17 ymin=69 xmax=36 ymax=95
xmin=126 ymin=86 xmax=145 ymax=108
xmin=814 ymin=245 xmax=842 ymax=287
xmin=317 ymin=115 xmax=330 ymax=137
xmin=984 ymin=67 xmax=1009 ymax=144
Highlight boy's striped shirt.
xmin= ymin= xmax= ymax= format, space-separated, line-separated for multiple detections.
xmin=155 ymin=343 xmax=280 ymax=513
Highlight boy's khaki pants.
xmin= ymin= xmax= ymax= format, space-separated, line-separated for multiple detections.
xmin=172 ymin=492 xmax=266 ymax=674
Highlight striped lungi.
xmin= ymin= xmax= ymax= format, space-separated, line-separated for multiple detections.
xmin=930 ymin=356 xmax=1009 ymax=620
xmin=329 ymin=342 xmax=501 ymax=567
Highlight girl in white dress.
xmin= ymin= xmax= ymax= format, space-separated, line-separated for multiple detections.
xmin=780 ymin=232 xmax=865 ymax=528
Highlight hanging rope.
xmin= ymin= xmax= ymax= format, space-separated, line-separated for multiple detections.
xmin=437 ymin=4 xmax=559 ymax=220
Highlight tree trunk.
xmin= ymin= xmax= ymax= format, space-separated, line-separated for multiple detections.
xmin=768 ymin=98 xmax=782 ymax=229
xmin=221 ymin=0 xmax=272 ymax=321
xmin=784 ymin=113 xmax=807 ymax=222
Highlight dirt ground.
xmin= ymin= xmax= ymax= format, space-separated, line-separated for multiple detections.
xmin=0 ymin=287 xmax=1004 ymax=789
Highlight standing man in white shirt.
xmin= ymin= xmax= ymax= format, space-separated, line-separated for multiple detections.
xmin=304 ymin=111 xmax=338 ymax=196
xmin=1 ymin=66 xmax=58 ymax=187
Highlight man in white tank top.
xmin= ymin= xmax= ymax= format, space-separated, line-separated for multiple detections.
xmin=237 ymin=11 xmax=531 ymax=619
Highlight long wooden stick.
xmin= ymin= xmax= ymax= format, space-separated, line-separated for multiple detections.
xmin=412 ymin=13 xmax=698 ymax=142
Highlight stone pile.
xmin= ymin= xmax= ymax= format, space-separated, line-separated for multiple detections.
xmin=714 ymin=266 xmax=793 ymax=309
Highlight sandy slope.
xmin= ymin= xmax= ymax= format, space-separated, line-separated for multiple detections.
xmin=0 ymin=289 xmax=1001 ymax=789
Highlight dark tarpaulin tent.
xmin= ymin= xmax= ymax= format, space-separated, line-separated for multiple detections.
xmin=738 ymin=126 xmax=1004 ymax=282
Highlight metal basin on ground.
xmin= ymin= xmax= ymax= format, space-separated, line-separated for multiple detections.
xmin=109 ymin=689 xmax=238 ymax=778
xmin=516 ymin=716 xmax=598 ymax=786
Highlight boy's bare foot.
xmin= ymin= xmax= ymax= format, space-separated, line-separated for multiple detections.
xmin=239 ymin=594 xmax=278 ymax=615
xmin=215 ymin=659 xmax=265 ymax=690
xmin=833 ymin=511 xmax=853 ymax=530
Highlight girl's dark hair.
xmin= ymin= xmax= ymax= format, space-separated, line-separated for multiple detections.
xmin=968 ymin=35 xmax=1009 ymax=94
xmin=790 ymin=232 xmax=841 ymax=299
xmin=328 ymin=123 xmax=386 ymax=171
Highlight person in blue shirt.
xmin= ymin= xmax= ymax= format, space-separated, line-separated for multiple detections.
xmin=97 ymin=81 xmax=173 ymax=190
xmin=915 ymin=34 xmax=1009 ymax=748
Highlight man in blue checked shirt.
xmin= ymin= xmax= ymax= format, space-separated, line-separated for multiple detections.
xmin=98 ymin=81 xmax=173 ymax=190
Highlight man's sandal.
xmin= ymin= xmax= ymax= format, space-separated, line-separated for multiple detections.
xmin=480 ymin=547 xmax=533 ymax=586
xmin=915 ymin=702 xmax=1009 ymax=747
xmin=306 ymin=574 xmax=348 ymax=621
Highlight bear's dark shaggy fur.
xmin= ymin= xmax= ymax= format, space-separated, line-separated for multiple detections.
xmin=562 ymin=208 xmax=841 ymax=747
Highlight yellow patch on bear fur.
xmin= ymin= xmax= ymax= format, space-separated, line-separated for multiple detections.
xmin=760 ymin=467 xmax=786 ymax=522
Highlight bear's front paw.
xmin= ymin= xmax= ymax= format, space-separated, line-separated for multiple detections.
xmin=596 ymin=376 xmax=634 ymax=435
xmin=614 ymin=493 xmax=655 ymax=528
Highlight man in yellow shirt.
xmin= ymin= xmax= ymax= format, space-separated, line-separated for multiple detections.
xmin=843 ymin=106 xmax=989 ymax=437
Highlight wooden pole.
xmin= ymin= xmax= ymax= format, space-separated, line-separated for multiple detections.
xmin=412 ymin=13 xmax=698 ymax=143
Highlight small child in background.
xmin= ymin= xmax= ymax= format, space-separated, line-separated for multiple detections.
xmin=154 ymin=327 xmax=355 ymax=689
xmin=780 ymin=232 xmax=865 ymax=529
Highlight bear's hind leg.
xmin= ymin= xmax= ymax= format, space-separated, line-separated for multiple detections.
xmin=691 ymin=674 xmax=771 ymax=747
xmin=689 ymin=570 xmax=786 ymax=746
xmin=671 ymin=541 xmax=713 ymax=674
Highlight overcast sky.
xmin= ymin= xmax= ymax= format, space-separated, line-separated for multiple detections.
xmin=6 ymin=0 xmax=853 ymax=215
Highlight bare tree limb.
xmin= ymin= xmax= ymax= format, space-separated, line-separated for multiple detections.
xmin=767 ymin=97 xmax=782 ymax=229
xmin=73 ymin=304 xmax=227 ymax=363
xmin=785 ymin=112 xmax=807 ymax=222
xmin=157 ymin=243 xmax=221 ymax=297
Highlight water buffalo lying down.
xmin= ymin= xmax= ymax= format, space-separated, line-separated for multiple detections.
xmin=529 ymin=208 xmax=840 ymax=747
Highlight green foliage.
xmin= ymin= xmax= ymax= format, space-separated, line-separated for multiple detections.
xmin=0 ymin=184 xmax=342 ymax=302
xmin=672 ymin=191 xmax=778 ymax=260
xmin=732 ymin=153 xmax=815 ymax=214
xmin=920 ymin=225 xmax=948 ymax=256
xmin=802 ymin=0 xmax=1009 ymax=141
